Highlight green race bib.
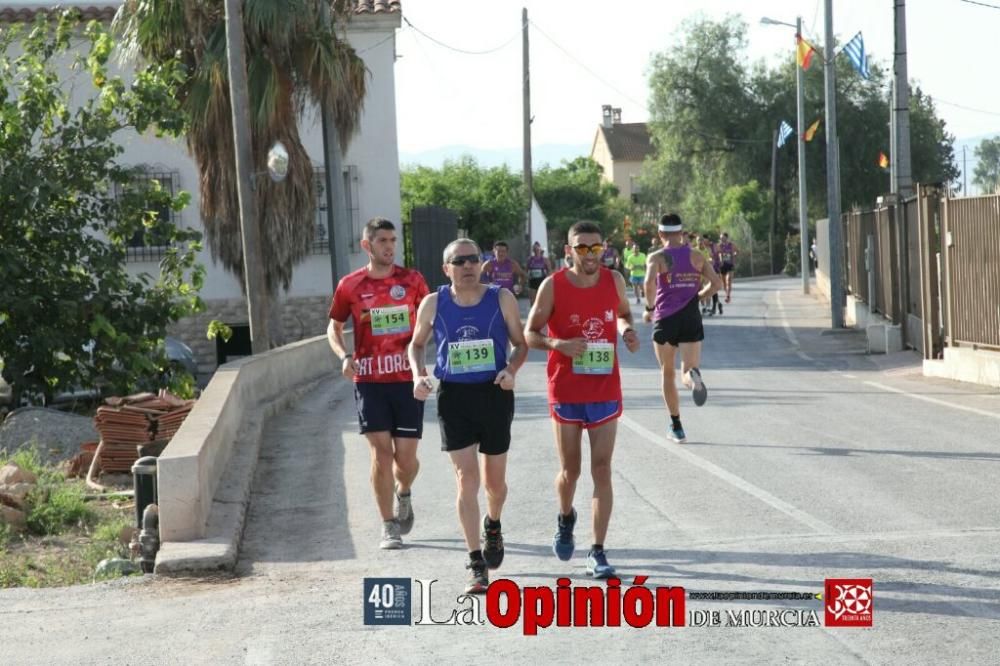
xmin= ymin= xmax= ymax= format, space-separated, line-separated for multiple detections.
xmin=573 ymin=341 xmax=615 ymax=375
xmin=370 ymin=305 xmax=411 ymax=336
xmin=448 ymin=339 xmax=496 ymax=374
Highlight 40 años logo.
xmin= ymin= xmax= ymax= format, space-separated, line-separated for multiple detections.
xmin=414 ymin=577 xmax=685 ymax=634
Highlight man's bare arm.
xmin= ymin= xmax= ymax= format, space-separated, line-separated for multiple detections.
xmin=499 ymin=289 xmax=528 ymax=372
xmin=407 ymin=294 xmax=437 ymax=380
xmin=524 ymin=277 xmax=557 ymax=351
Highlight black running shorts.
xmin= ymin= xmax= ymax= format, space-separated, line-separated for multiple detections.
xmin=719 ymin=262 xmax=735 ymax=274
xmin=437 ymin=381 xmax=514 ymax=455
xmin=354 ymin=381 xmax=424 ymax=439
xmin=653 ymin=296 xmax=705 ymax=347
xmin=528 ymin=277 xmax=544 ymax=290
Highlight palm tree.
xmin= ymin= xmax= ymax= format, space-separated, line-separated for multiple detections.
xmin=116 ymin=0 xmax=367 ymax=293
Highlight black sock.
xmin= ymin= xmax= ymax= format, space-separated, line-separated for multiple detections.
xmin=485 ymin=516 xmax=501 ymax=529
xmin=591 ymin=543 xmax=604 ymax=553
xmin=671 ymin=414 xmax=682 ymax=427
xmin=559 ymin=511 xmax=575 ymax=525
xmin=469 ymin=550 xmax=483 ymax=562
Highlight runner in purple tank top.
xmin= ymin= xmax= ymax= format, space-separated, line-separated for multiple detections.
xmin=643 ymin=214 xmax=722 ymax=443
xmin=482 ymin=241 xmax=527 ymax=295
xmin=525 ymin=241 xmax=552 ymax=304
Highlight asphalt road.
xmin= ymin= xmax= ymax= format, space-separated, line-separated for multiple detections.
xmin=3 ymin=277 xmax=1000 ymax=664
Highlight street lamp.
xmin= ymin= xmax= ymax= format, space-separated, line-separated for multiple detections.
xmin=760 ymin=16 xmax=810 ymax=295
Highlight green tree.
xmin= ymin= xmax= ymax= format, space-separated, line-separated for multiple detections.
xmin=972 ymin=137 xmax=1000 ymax=193
xmin=400 ymin=156 xmax=524 ymax=247
xmin=534 ymin=157 xmax=624 ymax=242
xmin=116 ymin=0 xmax=367 ymax=295
xmin=640 ymin=16 xmax=958 ymax=255
xmin=0 ymin=14 xmax=204 ymax=405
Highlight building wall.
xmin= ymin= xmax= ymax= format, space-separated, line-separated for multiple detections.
xmin=105 ymin=17 xmax=402 ymax=368
xmin=612 ymin=160 xmax=643 ymax=201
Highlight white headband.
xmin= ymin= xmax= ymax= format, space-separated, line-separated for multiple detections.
xmin=658 ymin=223 xmax=683 ymax=233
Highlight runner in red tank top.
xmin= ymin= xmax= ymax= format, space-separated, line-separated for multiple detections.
xmin=328 ymin=218 xmax=430 ymax=551
xmin=525 ymin=221 xmax=640 ymax=579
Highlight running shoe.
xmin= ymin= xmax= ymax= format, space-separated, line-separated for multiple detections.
xmin=586 ymin=549 xmax=617 ymax=579
xmin=379 ymin=519 xmax=402 ymax=550
xmin=552 ymin=508 xmax=576 ymax=561
xmin=395 ymin=485 xmax=414 ymax=535
xmin=689 ymin=368 xmax=708 ymax=407
xmin=482 ymin=515 xmax=505 ymax=569
xmin=669 ymin=422 xmax=687 ymax=443
xmin=465 ymin=558 xmax=489 ymax=594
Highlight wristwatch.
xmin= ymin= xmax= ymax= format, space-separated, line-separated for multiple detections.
xmin=644 ymin=306 xmax=654 ymax=313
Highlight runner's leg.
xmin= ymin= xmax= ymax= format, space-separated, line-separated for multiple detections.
xmin=365 ymin=432 xmax=396 ymax=520
xmin=587 ymin=419 xmax=617 ymax=545
xmin=654 ymin=342 xmax=681 ymax=416
xmin=553 ymin=420 xmax=583 ymax=515
xmin=392 ymin=437 xmax=419 ymax=493
xmin=448 ymin=446 xmax=481 ymax=552
xmin=482 ymin=452 xmax=508 ymax=522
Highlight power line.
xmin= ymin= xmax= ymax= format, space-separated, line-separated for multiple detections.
xmin=527 ymin=19 xmax=646 ymax=109
xmin=959 ymin=0 xmax=1000 ymax=9
xmin=935 ymin=97 xmax=1000 ymax=117
xmin=401 ymin=16 xmax=518 ymax=55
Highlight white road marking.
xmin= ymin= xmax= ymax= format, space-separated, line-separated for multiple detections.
xmin=774 ymin=291 xmax=800 ymax=347
xmin=619 ymin=414 xmax=837 ymax=534
xmin=863 ymin=381 xmax=1000 ymax=420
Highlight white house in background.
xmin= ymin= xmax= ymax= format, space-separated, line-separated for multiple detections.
xmin=1 ymin=0 xmax=403 ymax=370
xmin=589 ymin=105 xmax=655 ymax=204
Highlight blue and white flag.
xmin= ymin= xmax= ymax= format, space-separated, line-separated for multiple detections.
xmin=842 ymin=31 xmax=870 ymax=80
xmin=776 ymin=120 xmax=794 ymax=148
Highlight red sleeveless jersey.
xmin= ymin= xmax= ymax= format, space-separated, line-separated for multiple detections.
xmin=546 ymin=267 xmax=622 ymax=404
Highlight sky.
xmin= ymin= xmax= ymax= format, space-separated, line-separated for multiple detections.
xmin=393 ymin=0 xmax=1000 ymax=171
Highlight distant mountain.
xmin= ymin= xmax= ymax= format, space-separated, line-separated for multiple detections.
xmin=399 ymin=143 xmax=591 ymax=170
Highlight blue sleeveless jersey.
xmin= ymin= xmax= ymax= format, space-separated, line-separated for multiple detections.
xmin=433 ymin=285 xmax=509 ymax=383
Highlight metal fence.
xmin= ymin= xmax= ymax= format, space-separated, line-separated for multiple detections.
xmin=842 ymin=187 xmax=1000 ymax=356
xmin=941 ymin=195 xmax=1000 ymax=351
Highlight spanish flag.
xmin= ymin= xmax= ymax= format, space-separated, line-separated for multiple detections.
xmin=803 ymin=119 xmax=821 ymax=142
xmin=796 ymin=35 xmax=816 ymax=71
xmin=878 ymin=152 xmax=890 ymax=169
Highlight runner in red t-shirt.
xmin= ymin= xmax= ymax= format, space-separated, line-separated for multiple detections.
xmin=524 ymin=220 xmax=640 ymax=579
xmin=327 ymin=218 xmax=430 ymax=550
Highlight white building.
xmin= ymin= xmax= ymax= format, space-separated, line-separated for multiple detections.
xmin=1 ymin=1 xmax=403 ymax=371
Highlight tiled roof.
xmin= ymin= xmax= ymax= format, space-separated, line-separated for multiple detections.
xmin=0 ymin=4 xmax=117 ymax=23
xmin=0 ymin=2 xmax=401 ymax=24
xmin=599 ymin=123 xmax=654 ymax=162
xmin=352 ymin=0 xmax=401 ymax=15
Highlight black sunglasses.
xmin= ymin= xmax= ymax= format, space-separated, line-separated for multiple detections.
xmin=448 ymin=254 xmax=481 ymax=266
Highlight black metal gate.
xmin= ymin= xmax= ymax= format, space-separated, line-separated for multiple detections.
xmin=409 ymin=205 xmax=458 ymax=289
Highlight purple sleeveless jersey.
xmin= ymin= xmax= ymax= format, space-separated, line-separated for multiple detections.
xmin=654 ymin=247 xmax=702 ymax=319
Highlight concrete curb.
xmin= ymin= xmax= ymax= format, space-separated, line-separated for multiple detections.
xmin=154 ymin=334 xmax=347 ymax=574
xmin=155 ymin=376 xmax=332 ymax=573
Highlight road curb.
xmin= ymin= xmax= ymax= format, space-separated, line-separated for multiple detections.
xmin=154 ymin=375 xmax=338 ymax=574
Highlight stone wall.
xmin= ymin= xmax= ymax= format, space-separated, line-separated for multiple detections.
xmin=168 ymin=296 xmax=332 ymax=373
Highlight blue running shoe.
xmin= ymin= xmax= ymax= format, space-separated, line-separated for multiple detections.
xmin=689 ymin=368 xmax=708 ymax=406
xmin=552 ymin=508 xmax=576 ymax=561
xmin=586 ymin=549 xmax=616 ymax=579
xmin=669 ymin=422 xmax=687 ymax=443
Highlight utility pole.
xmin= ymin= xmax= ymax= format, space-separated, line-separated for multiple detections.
xmin=824 ymin=0 xmax=845 ymax=328
xmin=893 ymin=0 xmax=913 ymax=198
xmin=320 ymin=1 xmax=350 ymax=289
xmin=795 ymin=16 xmax=810 ymax=294
xmin=893 ymin=0 xmax=913 ymax=344
xmin=770 ymin=126 xmax=779 ymax=275
xmin=224 ymin=0 xmax=270 ymax=352
xmin=963 ymin=145 xmax=968 ymax=194
xmin=522 ymin=7 xmax=533 ymax=242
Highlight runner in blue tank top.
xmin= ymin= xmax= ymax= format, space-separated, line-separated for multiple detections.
xmin=408 ymin=238 xmax=528 ymax=595
xmin=643 ymin=214 xmax=722 ymax=442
